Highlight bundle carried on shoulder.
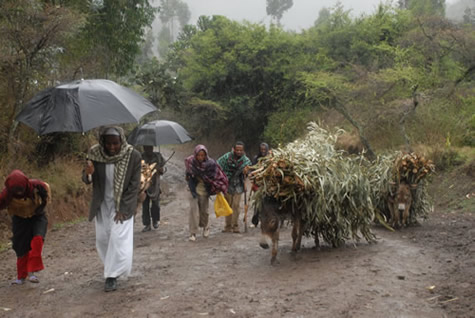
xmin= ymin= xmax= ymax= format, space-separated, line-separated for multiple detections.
xmin=140 ymin=161 xmax=157 ymax=193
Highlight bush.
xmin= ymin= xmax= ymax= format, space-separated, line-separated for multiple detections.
xmin=263 ymin=108 xmax=317 ymax=147
xmin=429 ymin=146 xmax=465 ymax=171
xmin=461 ymin=113 xmax=475 ymax=147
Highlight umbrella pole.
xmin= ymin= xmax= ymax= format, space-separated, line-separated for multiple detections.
xmin=84 ymin=132 xmax=93 ymax=182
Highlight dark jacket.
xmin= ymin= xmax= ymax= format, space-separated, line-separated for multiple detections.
xmin=82 ymin=149 xmax=141 ymax=221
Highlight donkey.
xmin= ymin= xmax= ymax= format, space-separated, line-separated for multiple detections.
xmin=388 ymin=182 xmax=413 ymax=228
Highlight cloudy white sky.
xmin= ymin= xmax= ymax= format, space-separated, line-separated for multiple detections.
xmin=183 ymin=0 xmax=460 ymax=31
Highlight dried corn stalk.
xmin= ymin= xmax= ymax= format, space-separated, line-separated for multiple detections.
xmin=250 ymin=122 xmax=375 ymax=247
xmin=140 ymin=161 xmax=157 ymax=192
xmin=393 ymin=152 xmax=435 ymax=185
xmin=368 ymin=152 xmax=435 ymax=224
xmin=251 ymin=122 xmax=436 ymax=241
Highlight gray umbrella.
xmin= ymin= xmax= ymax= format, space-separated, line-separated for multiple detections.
xmin=128 ymin=120 xmax=192 ymax=146
xmin=16 ymin=79 xmax=157 ymax=135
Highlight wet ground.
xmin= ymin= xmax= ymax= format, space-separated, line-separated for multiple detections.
xmin=0 ymin=148 xmax=474 ymax=318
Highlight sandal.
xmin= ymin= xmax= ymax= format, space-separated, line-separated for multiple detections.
xmin=11 ymin=278 xmax=25 ymax=285
xmin=28 ymin=275 xmax=39 ymax=283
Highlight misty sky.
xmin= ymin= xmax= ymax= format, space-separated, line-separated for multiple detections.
xmin=183 ymin=0 xmax=460 ymax=31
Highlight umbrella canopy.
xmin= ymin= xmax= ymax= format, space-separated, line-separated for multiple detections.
xmin=16 ymin=79 xmax=157 ymax=135
xmin=128 ymin=120 xmax=192 ymax=146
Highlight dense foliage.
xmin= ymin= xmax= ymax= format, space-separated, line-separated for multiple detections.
xmin=162 ymin=2 xmax=474 ymax=152
xmin=0 ymin=0 xmax=156 ymax=157
xmin=0 ymin=0 xmax=473 ymax=162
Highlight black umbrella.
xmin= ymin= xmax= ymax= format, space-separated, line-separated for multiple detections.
xmin=128 ymin=120 xmax=192 ymax=146
xmin=16 ymin=79 xmax=157 ymax=135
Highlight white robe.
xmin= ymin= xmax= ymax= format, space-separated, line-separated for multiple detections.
xmin=95 ymin=163 xmax=134 ymax=278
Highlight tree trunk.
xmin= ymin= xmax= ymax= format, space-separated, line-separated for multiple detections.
xmin=399 ymin=85 xmax=419 ymax=153
xmin=334 ymin=100 xmax=376 ymax=161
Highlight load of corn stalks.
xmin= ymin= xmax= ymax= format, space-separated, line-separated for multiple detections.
xmin=368 ymin=152 xmax=435 ymax=224
xmin=140 ymin=161 xmax=157 ymax=193
xmin=250 ymin=122 xmax=375 ymax=247
xmin=393 ymin=152 xmax=435 ymax=185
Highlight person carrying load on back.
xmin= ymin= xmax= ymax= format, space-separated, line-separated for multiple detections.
xmin=185 ymin=145 xmax=228 ymax=241
xmin=252 ymin=142 xmax=270 ymax=165
xmin=250 ymin=142 xmax=271 ymax=226
xmin=141 ymin=145 xmax=165 ymax=232
xmin=0 ymin=170 xmax=50 ymax=285
xmin=217 ymin=141 xmax=252 ymax=233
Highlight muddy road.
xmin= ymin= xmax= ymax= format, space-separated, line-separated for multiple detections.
xmin=0 ymin=148 xmax=474 ymax=318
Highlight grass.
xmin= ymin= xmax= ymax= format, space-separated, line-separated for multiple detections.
xmin=0 ymin=242 xmax=12 ymax=253
xmin=0 ymin=154 xmax=86 ymax=199
xmin=52 ymin=216 xmax=87 ymax=231
xmin=428 ymin=156 xmax=475 ymax=215
xmin=34 ymin=156 xmax=86 ymax=198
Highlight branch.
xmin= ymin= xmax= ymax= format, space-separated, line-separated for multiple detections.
xmin=334 ymin=99 xmax=376 ymax=161
xmin=416 ymin=18 xmax=457 ymax=57
xmin=399 ymin=85 xmax=419 ymax=153
xmin=455 ymin=64 xmax=475 ymax=86
xmin=448 ymin=64 xmax=475 ymax=97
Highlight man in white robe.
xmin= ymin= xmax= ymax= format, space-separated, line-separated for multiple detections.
xmin=83 ymin=126 xmax=141 ymax=292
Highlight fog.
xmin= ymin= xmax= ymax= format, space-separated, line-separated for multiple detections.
xmin=183 ymin=0 xmax=461 ymax=31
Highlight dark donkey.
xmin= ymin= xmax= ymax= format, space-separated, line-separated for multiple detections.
xmin=258 ymin=197 xmax=305 ymax=265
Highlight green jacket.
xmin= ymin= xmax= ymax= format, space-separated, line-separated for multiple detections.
xmin=217 ymin=151 xmax=251 ymax=194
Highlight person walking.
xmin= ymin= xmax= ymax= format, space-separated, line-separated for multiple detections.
xmin=251 ymin=142 xmax=271 ymax=226
xmin=185 ymin=145 xmax=228 ymax=241
xmin=82 ymin=126 xmax=141 ymax=292
xmin=252 ymin=142 xmax=270 ymax=165
xmin=217 ymin=141 xmax=251 ymax=233
xmin=141 ymin=145 xmax=165 ymax=232
xmin=0 ymin=170 xmax=50 ymax=285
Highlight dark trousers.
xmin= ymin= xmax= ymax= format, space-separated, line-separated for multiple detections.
xmin=12 ymin=214 xmax=48 ymax=279
xmin=142 ymin=194 xmax=160 ymax=226
xmin=12 ymin=214 xmax=48 ymax=257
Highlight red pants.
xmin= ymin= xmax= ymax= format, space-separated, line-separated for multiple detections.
xmin=16 ymin=235 xmax=44 ymax=279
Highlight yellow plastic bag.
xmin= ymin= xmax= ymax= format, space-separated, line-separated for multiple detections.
xmin=214 ymin=192 xmax=232 ymax=218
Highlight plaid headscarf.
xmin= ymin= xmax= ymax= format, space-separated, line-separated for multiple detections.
xmin=185 ymin=145 xmax=228 ymax=195
xmin=217 ymin=151 xmax=252 ymax=181
xmin=87 ymin=126 xmax=134 ymax=212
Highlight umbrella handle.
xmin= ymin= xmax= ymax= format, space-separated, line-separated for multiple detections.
xmin=86 ymin=158 xmax=93 ymax=182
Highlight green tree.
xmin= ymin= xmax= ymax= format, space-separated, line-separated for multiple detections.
xmin=166 ymin=3 xmax=474 ymax=151
xmin=463 ymin=6 xmax=475 ymax=25
xmin=266 ymin=0 xmax=293 ymax=25
xmin=136 ymin=28 xmax=155 ymax=65
xmin=171 ymin=16 xmax=306 ymax=142
xmin=406 ymin=0 xmax=446 ymax=16
xmin=157 ymin=0 xmax=190 ymax=57
xmin=134 ymin=58 xmax=184 ymax=109
xmin=0 ymin=0 xmax=83 ymax=151
xmin=314 ymin=7 xmax=331 ymax=27
xmin=78 ymin=0 xmax=156 ymax=76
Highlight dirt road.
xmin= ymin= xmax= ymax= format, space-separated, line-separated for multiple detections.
xmin=0 ymin=149 xmax=474 ymax=318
